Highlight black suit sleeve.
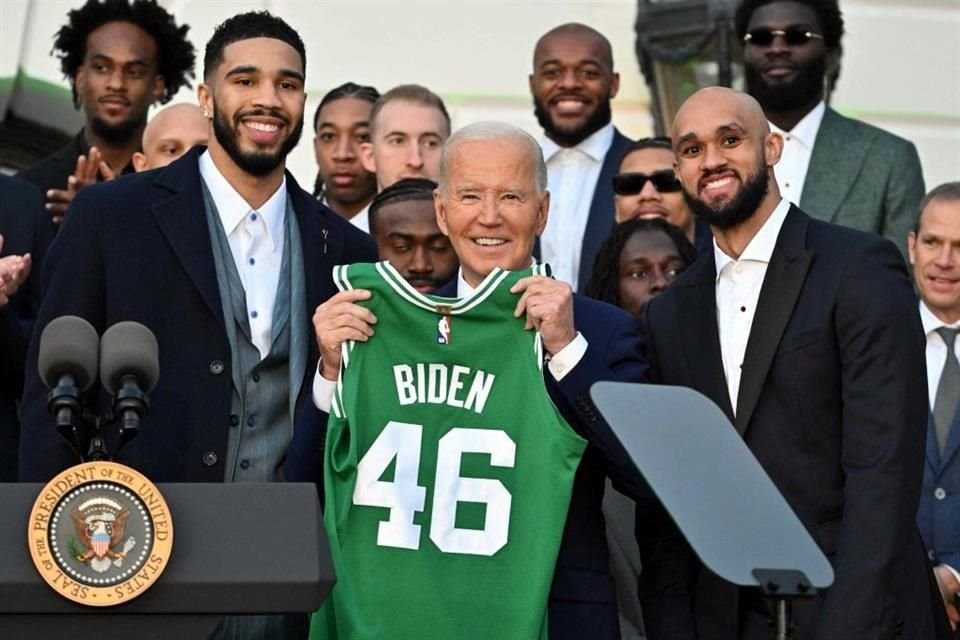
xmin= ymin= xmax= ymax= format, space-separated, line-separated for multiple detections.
xmin=18 ymin=189 xmax=106 ymax=480
xmin=551 ymin=301 xmax=653 ymax=501
xmin=815 ymin=238 xmax=927 ymax=636
xmin=0 ymin=177 xmax=53 ymax=396
xmin=634 ymin=299 xmax=697 ymax=640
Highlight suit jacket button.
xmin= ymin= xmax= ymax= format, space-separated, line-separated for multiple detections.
xmin=929 ymin=549 xmax=938 ymax=562
xmin=202 ymin=451 xmax=218 ymax=466
xmin=935 ymin=487 xmax=947 ymax=500
xmin=210 ymin=360 xmax=225 ymax=375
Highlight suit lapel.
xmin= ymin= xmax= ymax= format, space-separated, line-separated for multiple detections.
xmin=800 ymin=109 xmax=864 ymax=224
xmin=735 ymin=207 xmax=812 ymax=435
xmin=676 ymin=258 xmax=735 ymax=423
xmin=289 ymin=179 xmax=337 ymax=409
xmin=576 ymin=129 xmax=631 ymax=292
xmin=289 ymin=178 xmax=332 ymax=313
xmin=150 ymin=148 xmax=223 ymax=325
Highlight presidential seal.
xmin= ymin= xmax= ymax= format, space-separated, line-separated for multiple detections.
xmin=28 ymin=461 xmax=173 ymax=606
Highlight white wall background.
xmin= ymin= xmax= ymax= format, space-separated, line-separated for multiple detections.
xmin=2 ymin=0 xmax=957 ymax=189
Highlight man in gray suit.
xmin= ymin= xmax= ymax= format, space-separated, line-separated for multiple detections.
xmin=735 ymin=0 xmax=924 ymax=257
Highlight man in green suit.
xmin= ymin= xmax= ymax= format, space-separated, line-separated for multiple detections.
xmin=735 ymin=0 xmax=924 ymax=258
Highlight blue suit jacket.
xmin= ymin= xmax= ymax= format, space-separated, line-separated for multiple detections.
xmin=918 ymin=411 xmax=960 ymax=570
xmin=0 ymin=175 xmax=53 ymax=481
xmin=535 ymin=128 xmax=632 ymax=293
xmin=286 ymin=279 xmax=649 ymax=640
xmin=18 ymin=147 xmax=376 ymax=482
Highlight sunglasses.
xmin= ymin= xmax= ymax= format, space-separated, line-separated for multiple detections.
xmin=743 ymin=28 xmax=824 ymax=47
xmin=613 ymin=171 xmax=682 ymax=195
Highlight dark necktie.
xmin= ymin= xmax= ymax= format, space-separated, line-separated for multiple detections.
xmin=934 ymin=327 xmax=960 ymax=453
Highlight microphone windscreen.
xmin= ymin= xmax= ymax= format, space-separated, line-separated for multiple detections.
xmin=99 ymin=321 xmax=160 ymax=394
xmin=38 ymin=316 xmax=100 ymax=391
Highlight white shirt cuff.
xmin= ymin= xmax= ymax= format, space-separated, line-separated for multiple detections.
xmin=311 ymin=361 xmax=336 ymax=413
xmin=547 ymin=332 xmax=587 ymax=381
xmin=944 ymin=563 xmax=960 ymax=586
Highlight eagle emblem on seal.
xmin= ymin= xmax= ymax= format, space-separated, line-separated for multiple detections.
xmin=69 ymin=497 xmax=137 ymax=573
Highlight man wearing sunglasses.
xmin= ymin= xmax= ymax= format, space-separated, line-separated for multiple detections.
xmin=612 ymin=137 xmax=712 ymax=254
xmin=735 ymin=0 xmax=924 ymax=259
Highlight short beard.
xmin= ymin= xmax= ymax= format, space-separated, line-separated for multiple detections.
xmin=212 ymin=104 xmax=303 ymax=178
xmin=683 ymin=167 xmax=769 ymax=230
xmin=533 ymin=95 xmax=612 ymax=147
xmin=89 ymin=114 xmax=145 ymax=146
xmin=746 ymin=54 xmax=827 ymax=114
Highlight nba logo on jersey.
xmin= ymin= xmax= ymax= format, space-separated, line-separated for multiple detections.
xmin=437 ymin=316 xmax=452 ymax=345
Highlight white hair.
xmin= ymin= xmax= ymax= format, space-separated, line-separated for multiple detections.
xmin=438 ymin=121 xmax=547 ymax=194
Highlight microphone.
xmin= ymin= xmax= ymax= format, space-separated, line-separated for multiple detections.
xmin=99 ymin=322 xmax=159 ymax=452
xmin=38 ymin=316 xmax=99 ymax=455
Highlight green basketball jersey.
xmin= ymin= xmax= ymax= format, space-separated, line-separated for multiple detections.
xmin=311 ymin=262 xmax=587 ymax=640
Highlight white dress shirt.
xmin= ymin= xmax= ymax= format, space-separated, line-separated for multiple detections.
xmin=770 ymin=101 xmax=825 ymax=207
xmin=199 ymin=151 xmax=286 ymax=360
xmin=323 ymin=197 xmax=371 ymax=234
xmin=312 ymin=265 xmax=587 ymax=412
xmin=714 ymin=198 xmax=791 ymax=414
xmin=540 ymin=122 xmax=615 ymax=291
xmin=350 ymin=203 xmax=371 ymax=234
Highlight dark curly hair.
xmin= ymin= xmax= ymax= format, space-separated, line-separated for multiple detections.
xmin=204 ymin=11 xmax=305 ymax=80
xmin=735 ymin=0 xmax=844 ymax=50
xmin=53 ymin=0 xmax=195 ymax=108
xmin=585 ymin=217 xmax=697 ymax=309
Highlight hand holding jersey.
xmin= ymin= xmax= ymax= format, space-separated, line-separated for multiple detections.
xmin=314 ymin=274 xmax=579 ymax=378
xmin=313 ymin=288 xmax=377 ymax=380
xmin=511 ymin=275 xmax=577 ymax=355
xmin=314 ymin=123 xmax=582 ymax=381
xmin=313 ymin=262 xmax=585 ymax=639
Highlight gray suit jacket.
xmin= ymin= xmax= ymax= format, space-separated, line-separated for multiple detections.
xmin=800 ymin=106 xmax=925 ymax=258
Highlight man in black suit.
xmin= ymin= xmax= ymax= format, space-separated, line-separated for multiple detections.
xmin=288 ymin=121 xmax=649 ymax=639
xmin=19 ymin=11 xmax=375 ymax=483
xmin=18 ymin=0 xmax=195 ymax=226
xmin=0 ymin=175 xmax=52 ymax=481
xmin=529 ymin=23 xmax=632 ymax=293
xmin=638 ymin=87 xmax=937 ymax=639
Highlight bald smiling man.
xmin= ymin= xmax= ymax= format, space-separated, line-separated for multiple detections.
xmin=637 ymin=88 xmax=944 ymax=640
xmin=132 ymin=103 xmax=209 ymax=172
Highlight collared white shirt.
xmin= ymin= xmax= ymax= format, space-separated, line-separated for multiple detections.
xmin=311 ymin=263 xmax=587 ymax=411
xmin=714 ymin=198 xmax=791 ymax=414
xmin=540 ymin=122 xmax=615 ymax=291
xmin=322 ymin=198 xmax=371 ymax=234
xmin=770 ymin=101 xmax=825 ymax=207
xmin=199 ymin=151 xmax=286 ymax=360
xmin=456 ymin=267 xmax=586 ymax=381
xmin=350 ymin=203 xmax=371 ymax=234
